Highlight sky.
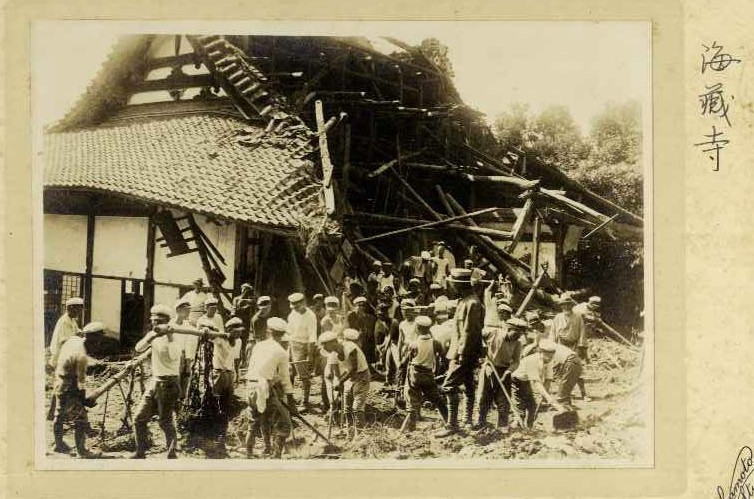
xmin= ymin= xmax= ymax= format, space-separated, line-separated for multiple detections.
xmin=33 ymin=20 xmax=650 ymax=134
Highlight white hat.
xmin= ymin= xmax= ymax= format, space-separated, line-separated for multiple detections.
xmin=538 ymin=339 xmax=557 ymax=352
xmin=313 ymin=293 xmax=324 ymax=301
xmin=588 ymin=296 xmax=602 ymax=305
xmin=65 ymin=297 xmax=84 ymax=307
xmin=372 ymin=260 xmax=382 ymax=267
xmin=319 ymin=330 xmax=339 ymax=344
xmin=225 ymin=317 xmax=244 ymax=329
xmin=175 ymin=296 xmax=191 ymax=310
xmin=324 ymin=296 xmax=340 ymax=308
xmin=82 ymin=321 xmax=105 ymax=335
xmin=205 ymin=296 xmax=219 ymax=306
xmin=429 ymin=282 xmax=442 ymax=291
xmin=267 ymin=317 xmax=288 ymax=334
xmin=240 ymin=283 xmax=253 ymax=290
xmin=497 ymin=302 xmax=513 ymax=313
xmin=257 ymin=295 xmax=271 ymax=306
xmin=343 ymin=328 xmax=360 ymax=341
xmin=415 ymin=315 xmax=433 ymax=328
xmin=288 ymin=292 xmax=305 ymax=303
xmin=421 ymin=251 xmax=431 ymax=260
xmin=150 ymin=304 xmax=173 ymax=318
xmin=354 ymin=296 xmax=367 ymax=305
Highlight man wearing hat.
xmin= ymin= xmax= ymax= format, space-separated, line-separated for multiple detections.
xmin=436 ymin=268 xmax=484 ymax=437
xmin=321 ymin=296 xmax=346 ymax=337
xmin=432 ymin=242 xmax=452 ymax=289
xmin=347 ymin=296 xmax=377 ymax=364
xmin=287 ymin=292 xmax=318 ymax=410
xmin=379 ymin=262 xmax=396 ymax=293
xmin=171 ymin=297 xmax=195 ymax=396
xmin=400 ymin=315 xmax=448 ymax=432
xmin=428 ymin=282 xmax=447 ymax=303
xmin=197 ymin=295 xmax=225 ymax=337
xmin=320 ymin=330 xmax=371 ymax=432
xmin=572 ymin=296 xmax=601 ymax=400
xmin=475 ymin=318 xmax=525 ymax=432
xmin=49 ymin=297 xmax=84 ymax=368
xmin=250 ymin=296 xmax=272 ymax=354
xmin=51 ymin=321 xmax=104 ymax=458
xmin=133 ymin=304 xmax=183 ymax=459
xmin=511 ymin=339 xmax=566 ymax=428
xmin=232 ymin=283 xmax=256 ymax=357
xmin=212 ymin=317 xmax=245 ymax=454
xmin=311 ymin=293 xmax=326 ymax=329
xmin=245 ymin=317 xmax=298 ymax=458
xmin=181 ymin=278 xmax=208 ymax=325
xmin=549 ymin=295 xmax=586 ymax=401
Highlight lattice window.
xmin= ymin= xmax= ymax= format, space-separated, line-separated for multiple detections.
xmin=60 ymin=274 xmax=83 ymax=308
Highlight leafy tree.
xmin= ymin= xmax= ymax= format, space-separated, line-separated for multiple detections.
xmin=493 ymin=102 xmax=533 ymax=150
xmin=588 ymin=100 xmax=642 ymax=168
xmin=416 ymin=38 xmax=454 ymax=78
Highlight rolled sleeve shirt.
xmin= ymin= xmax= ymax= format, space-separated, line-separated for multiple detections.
xmin=54 ymin=336 xmax=88 ymax=392
xmin=49 ymin=314 xmax=80 ymax=367
xmin=247 ymin=338 xmax=293 ymax=395
xmin=287 ymin=308 xmax=318 ymax=344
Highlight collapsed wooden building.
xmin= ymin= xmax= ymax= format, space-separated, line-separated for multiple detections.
xmin=43 ymin=34 xmax=643 ymax=348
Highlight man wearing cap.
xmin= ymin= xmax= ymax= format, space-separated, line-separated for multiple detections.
xmin=49 ymin=297 xmax=84 ymax=368
xmin=400 ymin=315 xmax=448 ymax=432
xmin=250 ymin=296 xmax=272 ymax=352
xmin=51 ymin=321 xmax=104 ymax=458
xmin=132 ymin=304 xmax=182 ymax=459
xmin=171 ymin=297 xmax=195 ymax=397
xmin=341 ymin=280 xmax=363 ymax=317
xmin=436 ymin=268 xmax=484 ymax=437
xmin=321 ymin=296 xmax=346 ymax=337
xmin=181 ymin=278 xmax=207 ymax=325
xmin=212 ymin=317 xmax=244 ymax=454
xmin=287 ymin=292 xmax=318 ymax=411
xmin=475 ymin=318 xmax=525 ymax=432
xmin=431 ymin=242 xmax=452 ymax=288
xmin=572 ymin=296 xmax=601 ymax=400
xmin=232 ymin=283 xmax=256 ymax=358
xmin=245 ymin=317 xmax=298 ymax=458
xmin=379 ymin=262 xmax=396 ymax=293
xmin=347 ymin=296 xmax=377 ymax=364
xmin=550 ymin=295 xmax=588 ymax=402
xmin=428 ymin=282 xmax=447 ymax=303
xmin=511 ymin=339 xmax=566 ymax=428
xmin=311 ymin=294 xmax=326 ymax=328
xmin=320 ymin=330 xmax=371 ymax=432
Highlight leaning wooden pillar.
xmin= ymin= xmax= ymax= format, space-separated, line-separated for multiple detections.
xmin=142 ymin=210 xmax=157 ymax=329
xmin=554 ymin=222 xmax=566 ymax=288
xmin=83 ymin=209 xmax=96 ymax=323
xmin=531 ymin=214 xmax=542 ymax=281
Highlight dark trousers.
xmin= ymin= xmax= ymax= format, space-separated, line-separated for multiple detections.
xmin=476 ymin=364 xmax=511 ymax=427
xmin=405 ymin=365 xmax=447 ymax=418
xmin=511 ymin=378 xmax=537 ymax=428
xmin=134 ymin=377 xmax=180 ymax=456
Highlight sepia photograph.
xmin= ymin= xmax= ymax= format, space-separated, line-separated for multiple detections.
xmin=34 ymin=20 xmax=651 ymax=467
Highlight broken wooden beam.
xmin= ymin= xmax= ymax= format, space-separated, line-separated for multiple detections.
xmin=353 ymin=207 xmax=509 ymax=243
xmin=346 ymin=212 xmax=514 ymax=239
xmin=506 ymin=198 xmax=535 ymax=253
xmin=315 ymin=100 xmax=336 ymax=215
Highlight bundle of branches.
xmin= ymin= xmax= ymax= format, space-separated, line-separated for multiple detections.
xmin=178 ymin=340 xmax=222 ymax=439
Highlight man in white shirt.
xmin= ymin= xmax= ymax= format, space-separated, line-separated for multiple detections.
xmin=320 ymin=330 xmax=371 ymax=432
xmin=245 ymin=317 xmax=298 ymax=458
xmin=181 ymin=278 xmax=207 ymax=325
xmin=49 ymin=297 xmax=84 ymax=368
xmin=196 ymin=295 xmax=225 ymax=336
xmin=286 ymin=292 xmax=317 ymax=411
xmin=511 ymin=339 xmax=566 ymax=428
xmin=51 ymin=321 xmax=105 ymax=458
xmin=211 ymin=317 xmax=243 ymax=454
xmin=132 ymin=304 xmax=182 ymax=459
xmin=171 ymin=297 xmax=194 ymax=397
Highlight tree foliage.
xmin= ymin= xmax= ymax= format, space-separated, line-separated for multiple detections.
xmin=416 ymin=38 xmax=455 ymax=78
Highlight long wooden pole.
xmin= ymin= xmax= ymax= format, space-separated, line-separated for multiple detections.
xmin=88 ymin=349 xmax=151 ymax=401
xmin=531 ymin=214 xmax=542 ymax=281
xmin=354 ymin=207 xmax=505 ymax=243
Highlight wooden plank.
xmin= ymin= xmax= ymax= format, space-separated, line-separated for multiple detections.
xmin=315 ymin=100 xmax=336 ymax=215
xmin=506 ymin=198 xmax=534 ymax=253
xmin=84 ymin=210 xmax=95 ymax=323
xmin=142 ymin=211 xmax=157 ymax=329
xmin=354 ymin=207 xmax=506 ymax=243
xmin=531 ymin=214 xmax=542 ymax=281
xmin=134 ymin=74 xmax=215 ymax=93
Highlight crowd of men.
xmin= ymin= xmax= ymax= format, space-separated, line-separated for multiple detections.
xmin=47 ymin=241 xmax=609 ymax=459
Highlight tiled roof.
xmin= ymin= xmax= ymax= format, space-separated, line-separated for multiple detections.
xmin=44 ymin=112 xmax=325 ymax=231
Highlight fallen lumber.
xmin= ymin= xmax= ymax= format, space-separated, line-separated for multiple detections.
xmin=346 ymin=212 xmax=513 ymax=239
xmin=354 ymin=207 xmax=508 ymax=243
xmin=88 ymin=349 xmax=152 ymax=401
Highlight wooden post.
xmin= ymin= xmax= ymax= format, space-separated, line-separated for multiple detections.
xmin=83 ymin=206 xmax=96 ymax=324
xmin=343 ymin=124 xmax=351 ymax=200
xmin=554 ymin=222 xmax=566 ymax=288
xmin=142 ymin=210 xmax=157 ymax=329
xmin=531 ymin=214 xmax=542 ymax=281
xmin=315 ymin=100 xmax=336 ymax=215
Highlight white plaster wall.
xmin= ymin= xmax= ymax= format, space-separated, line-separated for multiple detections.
xmin=44 ymin=214 xmax=87 ymax=272
xmin=154 ymin=284 xmax=182 ymax=312
xmin=91 ymin=278 xmax=122 ymax=338
xmin=92 ymin=216 xmax=148 ymax=278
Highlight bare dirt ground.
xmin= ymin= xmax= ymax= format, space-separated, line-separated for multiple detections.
xmin=45 ymin=337 xmax=648 ymax=462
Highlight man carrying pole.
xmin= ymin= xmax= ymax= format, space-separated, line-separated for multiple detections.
xmin=132 ymin=304 xmax=182 ymax=459
xmin=245 ymin=317 xmax=298 ymax=459
xmin=51 ymin=321 xmax=105 ymax=458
